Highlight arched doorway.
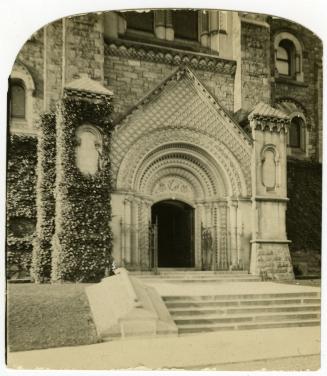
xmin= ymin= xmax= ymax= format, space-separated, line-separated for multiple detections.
xmin=152 ymin=200 xmax=195 ymax=268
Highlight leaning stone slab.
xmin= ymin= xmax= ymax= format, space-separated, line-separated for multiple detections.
xmin=85 ymin=268 xmax=178 ymax=340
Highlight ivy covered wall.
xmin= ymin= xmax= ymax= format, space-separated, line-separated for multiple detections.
xmin=31 ymin=113 xmax=56 ymax=282
xmin=51 ymin=95 xmax=114 ymax=282
xmin=6 ymin=135 xmax=37 ymax=278
xmin=287 ymin=159 xmax=322 ymax=276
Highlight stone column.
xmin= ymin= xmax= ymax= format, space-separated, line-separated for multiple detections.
xmin=200 ymin=10 xmax=209 ymax=48
xmin=131 ymin=198 xmax=139 ymax=267
xmin=228 ymin=199 xmax=238 ymax=268
xmin=154 ymin=10 xmax=166 ymax=40
xmin=123 ymin=197 xmax=132 ymax=265
xmin=249 ymin=103 xmax=294 ymax=280
xmin=165 ymin=10 xmax=174 ymax=41
xmin=218 ymin=201 xmax=228 ymax=270
xmin=236 ymin=203 xmax=243 ymax=267
xmin=209 ymin=10 xmax=219 ymax=53
xmin=197 ymin=203 xmax=205 ymax=269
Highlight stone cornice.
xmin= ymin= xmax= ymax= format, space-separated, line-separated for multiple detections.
xmin=240 ymin=16 xmax=270 ymax=28
xmin=105 ymin=38 xmax=237 ymax=75
xmin=64 ymin=88 xmax=112 ymax=102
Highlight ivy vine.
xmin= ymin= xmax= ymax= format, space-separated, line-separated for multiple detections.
xmin=6 ymin=134 xmax=37 ymax=278
xmin=31 ymin=112 xmax=56 ymax=282
xmin=51 ymin=95 xmax=114 ymax=282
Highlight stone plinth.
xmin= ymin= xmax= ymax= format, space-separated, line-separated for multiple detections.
xmin=85 ymin=268 xmax=178 ymax=340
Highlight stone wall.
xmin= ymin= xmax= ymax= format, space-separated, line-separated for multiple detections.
xmin=104 ymin=51 xmax=235 ymax=118
xmin=15 ymin=29 xmax=44 ymax=122
xmin=237 ymin=18 xmax=271 ymax=111
xmin=44 ymin=20 xmax=63 ymax=111
xmin=65 ymin=14 xmax=104 ymax=83
xmin=270 ymin=18 xmax=323 ymax=161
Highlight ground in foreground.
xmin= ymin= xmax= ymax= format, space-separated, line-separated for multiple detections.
xmin=6 ymin=283 xmax=98 ymax=352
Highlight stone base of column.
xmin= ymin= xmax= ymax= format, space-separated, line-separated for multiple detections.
xmin=250 ymin=240 xmax=294 ymax=280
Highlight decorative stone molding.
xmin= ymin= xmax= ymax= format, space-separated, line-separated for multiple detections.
xmin=249 ymin=102 xmax=290 ymax=133
xmin=105 ymin=38 xmax=237 ymax=75
xmin=112 ymin=66 xmax=252 ymax=197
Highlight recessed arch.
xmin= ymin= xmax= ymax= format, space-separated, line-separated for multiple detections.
xmin=115 ymin=129 xmax=250 ymax=197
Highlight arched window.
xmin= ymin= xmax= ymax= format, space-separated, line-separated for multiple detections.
xmin=274 ymin=32 xmax=303 ymax=81
xmin=276 ymin=39 xmax=295 ymax=77
xmin=289 ymin=116 xmax=304 ymax=148
xmin=9 ymin=62 xmax=35 ymax=134
xmin=10 ymin=80 xmax=26 ymax=118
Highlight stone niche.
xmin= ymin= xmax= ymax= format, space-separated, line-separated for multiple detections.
xmin=75 ymin=124 xmax=102 ymax=175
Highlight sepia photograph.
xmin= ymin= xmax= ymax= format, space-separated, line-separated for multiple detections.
xmin=1 ymin=0 xmax=324 ymax=373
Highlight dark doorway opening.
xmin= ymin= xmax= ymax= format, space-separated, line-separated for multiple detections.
xmin=151 ymin=200 xmax=195 ymax=267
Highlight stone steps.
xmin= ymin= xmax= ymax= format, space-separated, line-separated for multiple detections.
xmin=131 ymin=270 xmax=260 ymax=283
xmin=178 ymin=319 xmax=321 ymax=334
xmin=169 ymin=304 xmax=320 ymax=316
xmin=165 ymin=297 xmax=320 ymax=308
xmin=162 ymin=291 xmax=321 ymax=334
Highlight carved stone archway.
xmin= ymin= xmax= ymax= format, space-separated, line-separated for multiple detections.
xmin=110 ymin=66 xmax=252 ymax=271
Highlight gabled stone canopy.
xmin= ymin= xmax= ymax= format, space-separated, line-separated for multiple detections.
xmin=249 ymin=102 xmax=290 ymax=121
xmin=111 ymin=66 xmax=253 ymax=197
xmin=65 ymin=74 xmax=113 ymax=99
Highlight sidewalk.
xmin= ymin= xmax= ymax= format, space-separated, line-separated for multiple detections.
xmin=7 ymin=326 xmax=320 ymax=370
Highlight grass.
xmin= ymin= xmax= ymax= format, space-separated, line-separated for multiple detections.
xmin=6 ymin=283 xmax=99 ymax=352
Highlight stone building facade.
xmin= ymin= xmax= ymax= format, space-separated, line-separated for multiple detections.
xmin=7 ymin=10 xmax=322 ymax=281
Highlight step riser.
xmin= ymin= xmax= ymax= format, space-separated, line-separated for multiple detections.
xmin=179 ymin=320 xmax=321 ymax=334
xmin=175 ymin=313 xmax=320 ymax=325
xmin=136 ymin=277 xmax=259 ymax=280
xmin=135 ymin=274 xmax=254 ymax=277
xmin=139 ymin=279 xmax=260 ymax=284
xmin=165 ymin=298 xmax=322 ymax=308
xmin=170 ymin=305 xmax=321 ymax=316
xmin=163 ymin=292 xmax=320 ymax=301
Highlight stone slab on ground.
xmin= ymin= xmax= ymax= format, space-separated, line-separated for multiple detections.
xmin=7 ymin=326 xmax=320 ymax=370
xmin=85 ymin=268 xmax=177 ymax=339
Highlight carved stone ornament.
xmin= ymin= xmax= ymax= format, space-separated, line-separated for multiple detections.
xmin=153 ymin=177 xmax=191 ymax=195
xmin=112 ymin=67 xmax=252 ymax=197
xmin=105 ymin=39 xmax=237 ymax=75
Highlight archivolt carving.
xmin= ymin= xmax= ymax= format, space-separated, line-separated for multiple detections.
xmin=111 ymin=69 xmax=252 ymax=193
xmin=115 ymin=129 xmax=250 ymax=197
xmin=136 ymin=148 xmax=224 ymax=197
